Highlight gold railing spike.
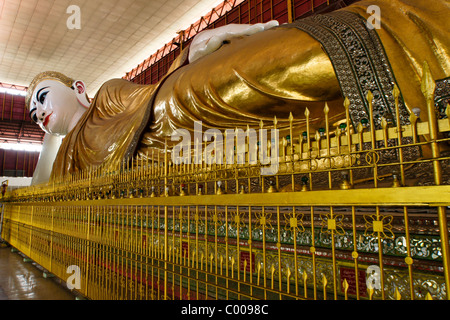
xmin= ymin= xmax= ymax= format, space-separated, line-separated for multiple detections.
xmin=314 ymin=130 xmax=320 ymax=142
xmin=342 ymin=278 xmax=349 ymax=300
xmin=323 ymin=102 xmax=329 ymax=114
xmin=357 ymin=121 xmax=364 ymax=134
xmin=367 ymin=284 xmax=374 ymax=300
xmin=270 ymin=264 xmax=276 ymax=289
xmin=322 ymin=274 xmax=328 ymax=300
xmin=381 ymin=116 xmax=389 ymax=148
xmin=420 ymin=61 xmax=436 ymax=100
xmin=446 ymin=103 xmax=450 ymax=126
xmin=219 ymin=255 xmax=224 ymax=274
xmin=343 ymin=96 xmax=350 ymax=110
xmin=286 ymin=267 xmax=291 ymax=293
xmin=210 ymin=254 xmax=214 ymax=272
xmin=409 ymin=109 xmax=418 ymax=124
xmin=257 ymin=263 xmax=261 ymax=285
xmin=302 ymin=270 xmax=308 ymax=298
xmin=394 ymin=287 xmax=402 ymax=300
xmin=243 ymin=259 xmax=248 ymax=282
xmin=201 ymin=252 xmax=205 ymax=270
xmin=425 ymin=292 xmax=433 ymax=300
xmin=381 ymin=117 xmax=387 ymax=129
xmin=408 ymin=105 xmax=419 ymax=144
xmin=392 ymin=173 xmax=401 ymax=188
xmin=393 ymin=83 xmax=400 ymax=99
xmin=366 ymin=90 xmax=373 ymax=103
xmin=231 ymin=256 xmax=235 ymax=278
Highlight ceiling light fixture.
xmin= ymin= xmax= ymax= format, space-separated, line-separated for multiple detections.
xmin=0 ymin=87 xmax=27 ymax=97
xmin=0 ymin=142 xmax=42 ymax=152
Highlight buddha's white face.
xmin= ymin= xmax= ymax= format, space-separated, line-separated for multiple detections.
xmin=29 ymin=79 xmax=89 ymax=136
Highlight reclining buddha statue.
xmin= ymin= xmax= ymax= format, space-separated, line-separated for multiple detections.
xmin=26 ymin=0 xmax=449 ymax=185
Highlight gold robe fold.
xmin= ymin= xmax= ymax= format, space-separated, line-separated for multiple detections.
xmin=51 ymin=79 xmax=156 ymax=178
xmin=51 ymin=50 xmax=189 ymax=179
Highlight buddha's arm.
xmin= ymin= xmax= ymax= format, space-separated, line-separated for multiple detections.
xmin=32 ymin=133 xmax=62 ymax=185
xmin=188 ymin=21 xmax=280 ymax=63
xmin=151 ymin=26 xmax=343 ymax=135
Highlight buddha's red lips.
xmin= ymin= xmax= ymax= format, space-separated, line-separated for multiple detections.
xmin=43 ymin=112 xmax=53 ymax=128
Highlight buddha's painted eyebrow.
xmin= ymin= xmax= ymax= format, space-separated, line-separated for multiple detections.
xmin=29 ymin=107 xmax=37 ymax=117
xmin=35 ymin=86 xmax=49 ymax=102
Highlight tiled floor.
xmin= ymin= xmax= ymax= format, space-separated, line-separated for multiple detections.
xmin=0 ymin=243 xmax=77 ymax=300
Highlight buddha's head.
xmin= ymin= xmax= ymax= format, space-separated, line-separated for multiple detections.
xmin=26 ymin=71 xmax=90 ymax=136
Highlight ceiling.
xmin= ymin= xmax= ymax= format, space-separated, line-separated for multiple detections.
xmin=0 ymin=0 xmax=224 ymax=97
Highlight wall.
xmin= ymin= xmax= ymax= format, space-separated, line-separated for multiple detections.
xmin=0 ymin=92 xmax=42 ymax=178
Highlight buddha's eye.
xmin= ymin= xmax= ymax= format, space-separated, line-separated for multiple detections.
xmin=35 ymin=86 xmax=49 ymax=105
xmin=39 ymin=91 xmax=48 ymax=104
xmin=29 ymin=107 xmax=38 ymax=123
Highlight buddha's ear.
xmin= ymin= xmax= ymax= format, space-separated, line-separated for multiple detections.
xmin=72 ymin=80 xmax=90 ymax=108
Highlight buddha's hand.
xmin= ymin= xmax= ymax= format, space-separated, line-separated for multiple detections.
xmin=188 ymin=20 xmax=279 ymax=63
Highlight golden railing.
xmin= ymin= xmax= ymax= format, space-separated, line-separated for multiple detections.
xmin=1 ymin=64 xmax=449 ymax=300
